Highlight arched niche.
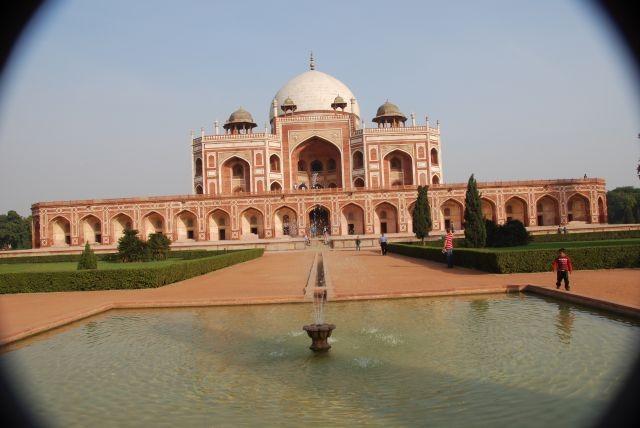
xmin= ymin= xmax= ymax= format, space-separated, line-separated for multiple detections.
xmin=341 ymin=203 xmax=365 ymax=235
xmin=175 ymin=210 xmax=197 ymax=241
xmin=383 ymin=150 xmax=413 ymax=187
xmin=80 ymin=215 xmax=102 ymax=244
xmin=208 ymin=209 xmax=230 ymax=241
xmin=374 ymin=202 xmax=398 ymax=234
xmin=274 ymin=206 xmax=297 ymax=238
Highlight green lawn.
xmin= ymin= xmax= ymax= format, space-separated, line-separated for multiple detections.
xmin=0 ymin=259 xmax=181 ymax=274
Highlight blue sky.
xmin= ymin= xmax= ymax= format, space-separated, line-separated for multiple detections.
xmin=0 ymin=0 xmax=638 ymax=215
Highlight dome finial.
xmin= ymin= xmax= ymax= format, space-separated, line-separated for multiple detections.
xmin=309 ymin=51 xmax=315 ymax=70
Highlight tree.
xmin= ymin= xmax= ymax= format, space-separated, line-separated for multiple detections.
xmin=412 ymin=185 xmax=432 ymax=244
xmin=0 ymin=210 xmax=32 ymax=250
xmin=607 ymin=187 xmax=640 ymax=224
xmin=77 ymin=242 xmax=98 ymax=270
xmin=147 ymin=233 xmax=171 ymax=260
xmin=463 ymin=174 xmax=486 ymax=247
xmin=117 ymin=229 xmax=147 ymax=262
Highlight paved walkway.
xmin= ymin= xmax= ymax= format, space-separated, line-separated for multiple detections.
xmin=1 ymin=249 xmax=638 ymax=345
xmin=0 ymin=251 xmax=314 ymax=345
xmin=325 ymin=250 xmax=640 ymax=308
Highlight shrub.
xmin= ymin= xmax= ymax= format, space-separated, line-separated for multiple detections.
xmin=77 ymin=242 xmax=98 ymax=270
xmin=147 ymin=233 xmax=171 ymax=260
xmin=0 ymin=249 xmax=263 ymax=294
xmin=387 ymin=243 xmax=640 ymax=273
xmin=487 ymin=220 xmax=531 ymax=247
xmin=117 ymin=229 xmax=148 ymax=262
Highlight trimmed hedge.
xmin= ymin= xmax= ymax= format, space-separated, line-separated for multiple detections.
xmin=531 ymin=230 xmax=640 ymax=243
xmin=388 ymin=243 xmax=640 ymax=273
xmin=0 ymin=249 xmax=228 ymax=264
xmin=0 ymin=249 xmax=263 ymax=294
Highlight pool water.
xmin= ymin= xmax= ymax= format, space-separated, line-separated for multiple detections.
xmin=1 ymin=294 xmax=638 ymax=427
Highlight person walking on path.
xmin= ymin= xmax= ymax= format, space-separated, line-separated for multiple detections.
xmin=442 ymin=228 xmax=454 ymax=268
xmin=355 ymin=236 xmax=361 ymax=251
xmin=552 ymin=248 xmax=573 ymax=291
xmin=379 ymin=233 xmax=388 ymax=255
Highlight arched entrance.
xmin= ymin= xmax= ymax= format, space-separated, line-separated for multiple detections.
xmin=374 ymin=202 xmax=398 ymax=234
xmin=383 ymin=150 xmax=413 ymax=187
xmin=270 ymin=181 xmax=282 ymax=192
xmin=111 ymin=213 xmax=133 ymax=243
xmin=308 ymin=205 xmax=331 ymax=237
xmin=175 ymin=210 xmax=197 ymax=241
xmin=50 ymin=216 xmax=71 ymax=246
xmin=341 ymin=203 xmax=365 ymax=235
xmin=567 ymin=193 xmax=590 ymax=223
xmin=142 ymin=212 xmax=165 ymax=239
xmin=536 ymin=195 xmax=560 ymax=226
xmin=481 ymin=198 xmax=497 ymax=222
xmin=274 ymin=206 xmax=297 ymax=238
xmin=504 ymin=197 xmax=528 ymax=226
xmin=221 ymin=156 xmax=251 ymax=194
xmin=80 ymin=215 xmax=102 ymax=244
xmin=241 ymin=208 xmax=264 ymax=239
xmin=208 ymin=209 xmax=230 ymax=241
xmin=292 ymin=137 xmax=342 ymax=189
xmin=441 ymin=199 xmax=464 ymax=231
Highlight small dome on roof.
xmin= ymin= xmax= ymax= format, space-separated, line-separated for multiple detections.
xmin=227 ymin=107 xmax=255 ymax=124
xmin=282 ymin=97 xmax=296 ymax=107
xmin=333 ymin=95 xmax=346 ymax=104
xmin=375 ymin=101 xmax=405 ymax=118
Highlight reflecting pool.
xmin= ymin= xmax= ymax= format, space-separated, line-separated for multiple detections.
xmin=1 ymin=294 xmax=638 ymax=427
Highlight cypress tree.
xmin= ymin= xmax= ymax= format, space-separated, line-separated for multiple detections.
xmin=77 ymin=242 xmax=98 ymax=270
xmin=463 ymin=174 xmax=487 ymax=247
xmin=412 ymin=185 xmax=432 ymax=244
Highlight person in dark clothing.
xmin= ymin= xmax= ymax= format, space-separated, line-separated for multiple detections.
xmin=355 ymin=236 xmax=361 ymax=251
xmin=552 ymin=248 xmax=573 ymax=291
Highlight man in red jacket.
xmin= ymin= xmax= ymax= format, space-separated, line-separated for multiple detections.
xmin=552 ymin=248 xmax=573 ymax=291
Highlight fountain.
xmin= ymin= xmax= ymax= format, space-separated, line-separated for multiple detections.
xmin=303 ymin=253 xmax=336 ymax=352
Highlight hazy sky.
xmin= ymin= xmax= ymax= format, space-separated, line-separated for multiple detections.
xmin=0 ymin=0 xmax=638 ymax=215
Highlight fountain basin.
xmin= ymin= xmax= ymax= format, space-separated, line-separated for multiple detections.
xmin=303 ymin=323 xmax=336 ymax=352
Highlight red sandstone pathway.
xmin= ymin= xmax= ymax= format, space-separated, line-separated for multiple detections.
xmin=325 ymin=250 xmax=640 ymax=308
xmin=0 ymin=251 xmax=314 ymax=345
xmin=1 ymin=249 xmax=638 ymax=345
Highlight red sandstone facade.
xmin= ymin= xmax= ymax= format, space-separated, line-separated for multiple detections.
xmin=30 ymin=61 xmax=607 ymax=248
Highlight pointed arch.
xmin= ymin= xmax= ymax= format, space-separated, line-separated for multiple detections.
xmin=566 ymin=192 xmax=591 ymax=223
xmin=383 ymin=149 xmax=413 ymax=187
xmin=270 ymin=181 xmax=282 ymax=192
xmin=221 ymin=156 xmax=251 ymax=194
xmin=141 ymin=211 xmax=166 ymax=239
xmin=504 ymin=196 xmax=529 ymax=226
xmin=480 ymin=198 xmax=497 ymax=223
xmin=79 ymin=214 xmax=102 ymax=244
xmin=341 ymin=202 xmax=365 ymax=235
xmin=269 ymin=154 xmax=281 ymax=172
xmin=274 ymin=205 xmax=298 ymax=238
xmin=195 ymin=158 xmax=203 ymax=176
xmin=352 ymin=150 xmax=364 ymax=169
xmin=441 ymin=198 xmax=464 ymax=231
xmin=49 ymin=215 xmax=71 ymax=246
xmin=207 ymin=208 xmax=231 ymax=241
xmin=374 ymin=202 xmax=399 ymax=234
xmin=353 ymin=177 xmax=365 ymax=188
xmin=535 ymin=194 xmax=560 ymax=226
xmin=291 ymin=136 xmax=343 ymax=189
xmin=597 ymin=196 xmax=606 ymax=223
xmin=110 ymin=213 xmax=133 ymax=243
xmin=175 ymin=209 xmax=198 ymax=241
xmin=240 ymin=207 xmax=265 ymax=239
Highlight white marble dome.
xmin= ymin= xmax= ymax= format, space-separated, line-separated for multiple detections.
xmin=270 ymin=70 xmax=360 ymax=120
